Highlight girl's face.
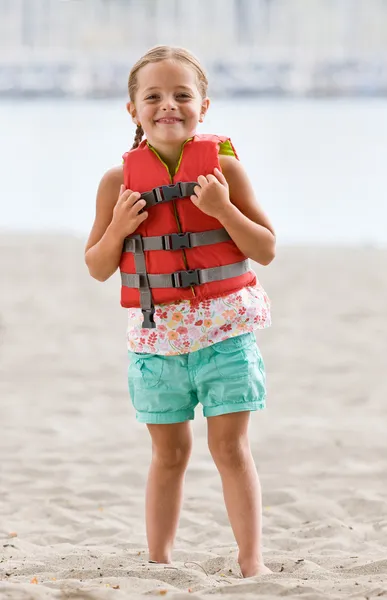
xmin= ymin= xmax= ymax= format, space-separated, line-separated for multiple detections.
xmin=128 ymin=59 xmax=209 ymax=148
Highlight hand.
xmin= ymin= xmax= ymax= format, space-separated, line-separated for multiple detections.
xmin=111 ymin=185 xmax=148 ymax=238
xmin=190 ymin=168 xmax=231 ymax=219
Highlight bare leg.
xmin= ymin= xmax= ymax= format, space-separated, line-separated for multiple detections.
xmin=146 ymin=421 xmax=192 ymax=563
xmin=207 ymin=412 xmax=271 ymax=577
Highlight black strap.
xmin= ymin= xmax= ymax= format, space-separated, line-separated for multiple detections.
xmin=140 ymin=182 xmax=197 ymax=209
xmin=121 ymin=260 xmax=251 ymax=290
xmin=130 ymin=235 xmax=156 ymax=329
xmin=124 ymin=228 xmax=231 ymax=253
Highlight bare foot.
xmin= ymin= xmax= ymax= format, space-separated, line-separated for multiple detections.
xmin=240 ymin=562 xmax=272 ymax=578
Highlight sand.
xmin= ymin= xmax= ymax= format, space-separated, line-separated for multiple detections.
xmin=1 ymin=234 xmax=386 ymax=600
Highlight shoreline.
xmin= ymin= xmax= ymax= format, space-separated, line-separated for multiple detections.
xmin=1 ymin=59 xmax=387 ymax=99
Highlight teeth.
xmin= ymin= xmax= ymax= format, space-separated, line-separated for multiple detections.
xmin=157 ymin=119 xmax=181 ymax=123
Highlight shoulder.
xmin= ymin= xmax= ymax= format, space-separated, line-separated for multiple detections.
xmin=95 ymin=165 xmax=124 ymax=211
xmin=99 ymin=165 xmax=124 ymax=188
xmin=97 ymin=165 xmax=124 ymax=197
xmin=219 ymin=153 xmax=246 ymax=182
xmin=218 ymin=153 xmax=239 ymax=168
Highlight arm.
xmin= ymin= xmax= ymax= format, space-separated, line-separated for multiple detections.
xmin=84 ymin=166 xmax=148 ymax=281
xmin=85 ymin=166 xmax=125 ymax=281
xmin=218 ymin=154 xmax=275 ymax=265
xmin=191 ymin=155 xmax=276 ymax=266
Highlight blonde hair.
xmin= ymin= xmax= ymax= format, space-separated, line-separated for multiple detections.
xmin=128 ymin=46 xmax=208 ymax=150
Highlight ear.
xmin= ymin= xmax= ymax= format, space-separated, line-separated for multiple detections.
xmin=199 ymin=97 xmax=210 ymax=123
xmin=127 ymin=101 xmax=139 ymax=125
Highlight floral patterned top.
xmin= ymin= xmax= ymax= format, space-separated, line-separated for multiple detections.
xmin=127 ymin=281 xmax=271 ymax=356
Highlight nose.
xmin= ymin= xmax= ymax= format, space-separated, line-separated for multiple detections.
xmin=161 ymin=96 xmax=177 ymax=111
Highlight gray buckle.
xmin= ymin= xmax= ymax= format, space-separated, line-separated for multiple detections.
xmin=128 ymin=234 xmax=143 ymax=253
xmin=163 ymin=232 xmax=192 ymax=251
xmin=155 ymin=183 xmax=183 ymax=204
xmin=141 ymin=307 xmax=156 ymax=329
xmin=172 ymin=269 xmax=201 ymax=288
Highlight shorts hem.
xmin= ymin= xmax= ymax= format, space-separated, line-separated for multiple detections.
xmin=203 ymin=400 xmax=266 ymax=418
xmin=135 ymin=410 xmax=195 ymax=424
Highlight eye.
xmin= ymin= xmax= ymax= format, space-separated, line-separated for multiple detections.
xmin=145 ymin=94 xmax=159 ymax=101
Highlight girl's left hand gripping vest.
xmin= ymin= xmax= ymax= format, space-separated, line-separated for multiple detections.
xmin=120 ymin=134 xmax=256 ymax=328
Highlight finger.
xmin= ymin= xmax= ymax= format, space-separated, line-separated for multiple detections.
xmin=197 ymin=175 xmax=208 ymax=187
xmin=193 ymin=185 xmax=201 ymax=197
xmin=190 ymin=195 xmax=199 ymax=205
xmin=130 ymin=199 xmax=147 ymax=215
xmin=133 ymin=211 xmax=148 ymax=226
xmin=214 ymin=167 xmax=228 ymax=186
xmin=206 ymin=174 xmax=219 ymax=185
xmin=125 ymin=191 xmax=142 ymax=206
xmin=116 ymin=184 xmax=126 ymax=203
xmin=117 ymin=191 xmax=132 ymax=206
xmin=137 ymin=210 xmax=148 ymax=223
xmin=119 ymin=188 xmax=134 ymax=201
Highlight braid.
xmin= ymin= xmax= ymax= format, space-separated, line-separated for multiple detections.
xmin=131 ymin=124 xmax=144 ymax=150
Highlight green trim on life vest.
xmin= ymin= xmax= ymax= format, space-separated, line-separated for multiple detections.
xmin=146 ymin=138 xmax=193 ymax=179
xmin=146 ymin=137 xmax=235 ymax=178
xmin=218 ymin=139 xmax=236 ymax=157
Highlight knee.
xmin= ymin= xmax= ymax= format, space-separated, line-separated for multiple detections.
xmin=152 ymin=439 xmax=192 ymax=471
xmin=208 ymin=437 xmax=250 ymax=471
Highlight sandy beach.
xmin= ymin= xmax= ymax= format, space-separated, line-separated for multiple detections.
xmin=1 ymin=234 xmax=386 ymax=600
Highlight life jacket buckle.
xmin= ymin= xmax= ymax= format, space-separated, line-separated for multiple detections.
xmin=172 ymin=269 xmax=201 ymax=288
xmin=141 ymin=307 xmax=156 ymax=329
xmin=155 ymin=182 xmax=183 ymax=204
xmin=163 ymin=232 xmax=192 ymax=251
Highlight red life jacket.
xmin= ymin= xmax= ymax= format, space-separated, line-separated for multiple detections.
xmin=120 ymin=134 xmax=256 ymax=314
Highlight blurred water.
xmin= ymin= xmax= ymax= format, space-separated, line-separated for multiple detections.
xmin=0 ymin=98 xmax=386 ymax=245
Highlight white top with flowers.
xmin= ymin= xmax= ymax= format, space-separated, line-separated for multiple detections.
xmin=127 ymin=281 xmax=271 ymax=356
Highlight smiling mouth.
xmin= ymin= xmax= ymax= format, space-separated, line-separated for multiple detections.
xmin=155 ymin=118 xmax=183 ymax=124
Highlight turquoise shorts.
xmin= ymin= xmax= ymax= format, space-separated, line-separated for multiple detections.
xmin=128 ymin=333 xmax=266 ymax=424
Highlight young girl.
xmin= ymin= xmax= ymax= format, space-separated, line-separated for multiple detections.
xmin=85 ymin=46 xmax=275 ymax=578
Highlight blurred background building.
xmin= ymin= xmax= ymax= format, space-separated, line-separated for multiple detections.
xmin=0 ymin=0 xmax=387 ymax=96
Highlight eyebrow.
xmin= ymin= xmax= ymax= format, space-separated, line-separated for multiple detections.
xmin=143 ymin=85 xmax=194 ymax=93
